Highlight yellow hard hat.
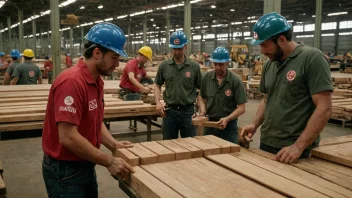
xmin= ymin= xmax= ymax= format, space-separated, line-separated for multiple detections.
xmin=23 ymin=49 xmax=34 ymax=58
xmin=138 ymin=46 xmax=152 ymax=62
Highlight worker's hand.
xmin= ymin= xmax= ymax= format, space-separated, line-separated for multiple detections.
xmin=156 ymin=102 xmax=166 ymax=118
xmin=107 ymin=157 xmax=135 ymax=178
xmin=141 ymin=86 xmax=151 ymax=94
xmin=217 ymin=117 xmax=229 ymax=130
xmin=275 ymin=144 xmax=304 ymax=164
xmin=116 ymin=141 xmax=133 ymax=149
xmin=240 ymin=124 xmax=256 ymax=143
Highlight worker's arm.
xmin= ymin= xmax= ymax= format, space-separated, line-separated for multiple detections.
xmin=100 ymin=123 xmax=132 ymax=152
xmin=10 ymin=66 xmax=21 ymax=85
xmin=37 ymin=76 xmax=43 ymax=84
xmin=2 ymin=72 xmax=10 ymax=85
xmin=276 ymin=91 xmax=332 ymax=163
xmin=128 ymin=72 xmax=148 ymax=92
xmin=10 ymin=77 xmax=19 ymax=85
xmin=154 ymin=84 xmax=166 ymax=117
xmin=198 ymin=95 xmax=207 ymax=116
xmin=218 ymin=103 xmax=245 ymax=130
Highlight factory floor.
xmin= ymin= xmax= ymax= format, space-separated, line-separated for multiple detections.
xmin=0 ymin=99 xmax=351 ymax=198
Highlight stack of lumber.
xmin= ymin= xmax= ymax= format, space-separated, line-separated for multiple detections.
xmin=0 ymin=160 xmax=5 ymax=198
xmin=254 ymin=60 xmax=263 ymax=75
xmin=229 ymin=68 xmax=250 ymax=81
xmin=332 ymin=78 xmax=352 ymax=98
xmin=115 ymin=136 xmax=352 ymax=198
xmin=246 ymin=79 xmax=263 ymax=99
xmin=331 ymin=96 xmax=352 ymax=123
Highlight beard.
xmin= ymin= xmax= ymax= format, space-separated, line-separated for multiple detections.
xmin=266 ymin=44 xmax=284 ymax=62
xmin=96 ymin=59 xmax=114 ymax=76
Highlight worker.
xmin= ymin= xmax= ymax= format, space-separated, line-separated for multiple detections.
xmin=119 ymin=46 xmax=153 ymax=97
xmin=204 ymin=55 xmax=211 ymax=67
xmin=66 ymin=53 xmax=72 ymax=68
xmin=10 ymin=49 xmax=42 ymax=85
xmin=154 ymin=31 xmax=202 ymax=139
xmin=41 ymin=22 xmax=135 ymax=197
xmin=198 ymin=47 xmax=247 ymax=143
xmin=241 ymin=12 xmax=333 ymax=164
xmin=3 ymin=49 xmax=21 ymax=85
xmin=0 ymin=52 xmax=8 ymax=70
xmin=44 ymin=56 xmax=53 ymax=84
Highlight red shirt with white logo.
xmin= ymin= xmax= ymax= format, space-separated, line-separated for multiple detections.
xmin=119 ymin=58 xmax=146 ymax=92
xmin=42 ymin=59 xmax=104 ymax=161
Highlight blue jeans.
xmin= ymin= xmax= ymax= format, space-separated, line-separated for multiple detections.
xmin=204 ymin=119 xmax=238 ymax=144
xmin=260 ymin=143 xmax=311 ymax=158
xmin=162 ymin=105 xmax=196 ymax=140
xmin=42 ymin=155 xmax=98 ymax=198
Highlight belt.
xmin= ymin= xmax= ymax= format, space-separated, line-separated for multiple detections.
xmin=166 ymin=104 xmax=193 ymax=111
xmin=43 ymin=154 xmax=95 ymax=167
xmin=208 ymin=117 xmax=221 ymax=122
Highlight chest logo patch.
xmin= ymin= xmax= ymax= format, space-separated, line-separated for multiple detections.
xmin=286 ymin=70 xmax=296 ymax=81
xmin=253 ymin=32 xmax=259 ymax=40
xmin=29 ymin=71 xmax=35 ymax=77
xmin=185 ymin=72 xmax=191 ymax=78
xmin=225 ymin=89 xmax=232 ymax=96
xmin=174 ymin=39 xmax=180 ymax=45
xmin=64 ymin=96 xmax=74 ymax=106
xmin=89 ymin=99 xmax=98 ymax=111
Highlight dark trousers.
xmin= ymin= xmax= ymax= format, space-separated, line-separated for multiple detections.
xmin=42 ymin=155 xmax=98 ymax=198
xmin=47 ymin=71 xmax=53 ymax=84
xmin=162 ymin=105 xmax=196 ymax=139
xmin=204 ymin=119 xmax=238 ymax=144
xmin=260 ymin=143 xmax=311 ymax=158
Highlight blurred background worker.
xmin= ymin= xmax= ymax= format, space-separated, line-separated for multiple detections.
xmin=44 ymin=56 xmax=53 ymax=84
xmin=66 ymin=53 xmax=72 ymax=68
xmin=0 ymin=52 xmax=8 ymax=71
xmin=119 ymin=46 xmax=153 ymax=97
xmin=3 ymin=49 xmax=21 ymax=85
xmin=198 ymin=47 xmax=247 ymax=143
xmin=11 ymin=49 xmax=42 ymax=85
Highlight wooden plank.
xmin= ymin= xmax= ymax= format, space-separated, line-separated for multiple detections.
xmin=232 ymin=149 xmax=351 ymax=198
xmin=140 ymin=141 xmax=175 ymax=163
xmin=207 ymin=154 xmax=329 ymax=198
xmin=129 ymin=166 xmax=182 ymax=198
xmin=197 ymin=135 xmax=241 ymax=153
xmin=157 ymin=140 xmax=192 ymax=160
xmin=0 ymin=91 xmax=49 ymax=98
xmin=184 ymin=137 xmax=221 ymax=156
xmin=141 ymin=159 xmax=285 ymax=198
xmin=0 ymin=121 xmax=44 ymax=132
xmin=0 ymin=176 xmax=5 ymax=196
xmin=0 ymin=160 xmax=2 ymax=174
xmin=114 ymin=149 xmax=139 ymax=166
xmin=194 ymin=136 xmax=230 ymax=153
xmin=249 ymin=148 xmax=352 ymax=191
xmin=0 ymin=97 xmax=48 ymax=103
xmin=311 ymin=142 xmax=352 ymax=167
xmin=172 ymin=138 xmax=203 ymax=158
xmin=320 ymin=135 xmax=352 ymax=146
xmin=127 ymin=143 xmax=158 ymax=165
xmin=0 ymin=113 xmax=45 ymax=123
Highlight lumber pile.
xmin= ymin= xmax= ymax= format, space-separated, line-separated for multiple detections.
xmin=229 ymin=68 xmax=250 ymax=81
xmin=246 ymin=79 xmax=263 ymax=99
xmin=331 ymin=96 xmax=352 ymax=122
xmin=332 ymin=78 xmax=352 ymax=98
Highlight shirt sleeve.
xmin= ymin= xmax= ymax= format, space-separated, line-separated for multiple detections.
xmin=54 ymin=79 xmax=84 ymax=126
xmin=5 ymin=65 xmax=11 ymax=74
xmin=154 ymin=64 xmax=164 ymax=86
xmin=199 ymin=74 xmax=207 ymax=98
xmin=37 ymin=66 xmax=42 ymax=77
xmin=12 ymin=64 xmax=22 ymax=78
xmin=306 ymin=53 xmax=334 ymax=95
xmin=125 ymin=61 xmax=136 ymax=75
xmin=233 ymin=75 xmax=248 ymax=105
xmin=195 ymin=64 xmax=202 ymax=89
xmin=259 ymin=62 xmax=269 ymax=94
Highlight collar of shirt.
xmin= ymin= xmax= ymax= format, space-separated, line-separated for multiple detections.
xmin=168 ymin=55 xmax=191 ymax=66
xmin=211 ymin=68 xmax=231 ymax=82
xmin=77 ymin=59 xmax=104 ymax=87
xmin=276 ymin=43 xmax=303 ymax=68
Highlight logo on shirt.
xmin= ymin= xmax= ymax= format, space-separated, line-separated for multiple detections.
xmin=185 ymin=72 xmax=191 ymax=78
xmin=225 ymin=89 xmax=232 ymax=96
xmin=29 ymin=71 xmax=35 ymax=77
xmin=286 ymin=70 xmax=296 ymax=81
xmin=174 ymin=39 xmax=180 ymax=45
xmin=89 ymin=99 xmax=98 ymax=111
xmin=64 ymin=96 xmax=74 ymax=106
xmin=253 ymin=32 xmax=259 ymax=40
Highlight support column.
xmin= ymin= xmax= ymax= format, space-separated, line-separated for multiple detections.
xmin=40 ymin=29 xmax=43 ymax=56
xmin=47 ymin=29 xmax=50 ymax=55
xmin=81 ymin=27 xmax=84 ymax=54
xmin=214 ymin=30 xmax=218 ymax=48
xmin=165 ymin=10 xmax=170 ymax=53
xmin=32 ymin=15 xmax=37 ymax=56
xmin=18 ymin=9 xmax=24 ymax=52
xmin=200 ymin=32 xmax=204 ymax=52
xmin=334 ymin=18 xmax=340 ymax=54
xmin=0 ymin=24 xmax=3 ymax=52
xmin=128 ymin=19 xmax=131 ymax=55
xmin=264 ymin=0 xmax=281 ymax=14
xmin=228 ymin=22 xmax=232 ymax=46
xmin=143 ymin=16 xmax=147 ymax=46
xmin=184 ymin=0 xmax=192 ymax=55
xmin=50 ymin=0 xmax=61 ymax=79
xmin=7 ymin=17 xmax=11 ymax=51
xmin=314 ymin=0 xmax=322 ymax=49
xmin=69 ymin=26 xmax=74 ymax=55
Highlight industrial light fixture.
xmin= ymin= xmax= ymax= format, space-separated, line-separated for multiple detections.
xmin=104 ymin=18 xmax=113 ymax=22
xmin=312 ymin=15 xmax=315 ymax=18
xmin=80 ymin=6 xmax=85 ymax=9
xmin=327 ymin=12 xmax=347 ymax=16
xmin=117 ymin=15 xmax=127 ymax=19
xmin=211 ymin=5 xmax=216 ymax=8
xmin=151 ymin=18 xmax=154 ymax=21
xmin=98 ymin=5 xmax=103 ymax=9
xmin=153 ymin=24 xmax=156 ymax=27
xmin=230 ymin=9 xmax=235 ymax=12
xmin=0 ymin=1 xmax=6 ymax=9
xmin=287 ymin=20 xmax=294 ymax=23
xmin=209 ymin=14 xmax=212 ymax=16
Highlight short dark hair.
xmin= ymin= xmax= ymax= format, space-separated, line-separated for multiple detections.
xmin=269 ymin=28 xmax=293 ymax=44
xmin=83 ymin=41 xmax=109 ymax=58
xmin=12 ymin=57 xmax=18 ymax=60
xmin=24 ymin=57 xmax=33 ymax=61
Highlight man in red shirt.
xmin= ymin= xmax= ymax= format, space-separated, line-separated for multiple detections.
xmin=43 ymin=56 xmax=53 ymax=84
xmin=42 ymin=22 xmax=135 ymax=198
xmin=65 ymin=53 xmax=73 ymax=68
xmin=119 ymin=46 xmax=153 ymax=96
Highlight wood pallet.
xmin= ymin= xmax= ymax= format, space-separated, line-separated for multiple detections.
xmin=331 ymin=97 xmax=352 ymax=125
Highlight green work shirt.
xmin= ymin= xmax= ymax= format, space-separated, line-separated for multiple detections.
xmin=155 ymin=57 xmax=202 ymax=105
xmin=259 ymin=44 xmax=333 ymax=149
xmin=12 ymin=62 xmax=41 ymax=85
xmin=5 ymin=61 xmax=19 ymax=83
xmin=200 ymin=69 xmax=247 ymax=119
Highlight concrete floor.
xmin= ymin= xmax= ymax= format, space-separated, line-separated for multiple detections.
xmin=1 ymin=98 xmax=352 ymax=197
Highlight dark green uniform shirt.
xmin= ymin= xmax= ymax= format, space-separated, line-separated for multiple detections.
xmin=5 ymin=61 xmax=19 ymax=83
xmin=200 ymin=69 xmax=247 ymax=119
xmin=155 ymin=57 xmax=202 ymax=105
xmin=259 ymin=44 xmax=333 ymax=149
xmin=12 ymin=62 xmax=41 ymax=85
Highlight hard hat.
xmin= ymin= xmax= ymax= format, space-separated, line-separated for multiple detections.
xmin=169 ymin=31 xmax=188 ymax=48
xmin=210 ymin=47 xmax=231 ymax=63
xmin=10 ymin=49 xmax=21 ymax=59
xmin=0 ymin=52 xmax=4 ymax=57
xmin=250 ymin=12 xmax=292 ymax=46
xmin=139 ymin=46 xmax=153 ymax=62
xmin=23 ymin=49 xmax=35 ymax=58
xmin=84 ymin=22 xmax=128 ymax=57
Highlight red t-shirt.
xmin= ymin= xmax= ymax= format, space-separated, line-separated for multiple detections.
xmin=119 ymin=58 xmax=146 ymax=92
xmin=44 ymin=60 xmax=53 ymax=71
xmin=42 ymin=59 xmax=104 ymax=161
xmin=66 ymin=56 xmax=72 ymax=68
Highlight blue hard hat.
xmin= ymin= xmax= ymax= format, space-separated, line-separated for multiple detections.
xmin=10 ymin=49 xmax=21 ymax=59
xmin=0 ymin=52 xmax=4 ymax=57
xmin=169 ymin=31 xmax=188 ymax=48
xmin=44 ymin=56 xmax=49 ymax=59
xmin=250 ymin=12 xmax=292 ymax=46
xmin=210 ymin=47 xmax=231 ymax=63
xmin=84 ymin=22 xmax=128 ymax=57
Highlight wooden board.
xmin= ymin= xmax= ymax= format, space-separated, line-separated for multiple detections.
xmin=197 ymin=135 xmax=241 ymax=153
xmin=114 ymin=149 xmax=140 ymax=166
xmin=183 ymin=137 xmax=221 ymax=156
xmin=0 ymin=160 xmax=2 ymax=174
xmin=129 ymin=166 xmax=182 ymax=198
xmin=207 ymin=154 xmax=328 ymax=198
xmin=0 ymin=97 xmax=48 ymax=103
xmin=140 ymin=141 xmax=175 ymax=163
xmin=0 ymin=121 xmax=44 ymax=132
xmin=311 ymin=142 xmax=352 ymax=167
xmin=0 ymin=91 xmax=49 ymax=98
xmin=320 ymin=135 xmax=352 ymax=146
xmin=172 ymin=138 xmax=203 ymax=158
xmin=0 ymin=176 xmax=5 ymax=196
xmin=157 ymin=140 xmax=192 ymax=160
xmin=232 ymin=149 xmax=351 ymax=198
xmin=127 ymin=144 xmax=158 ymax=165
